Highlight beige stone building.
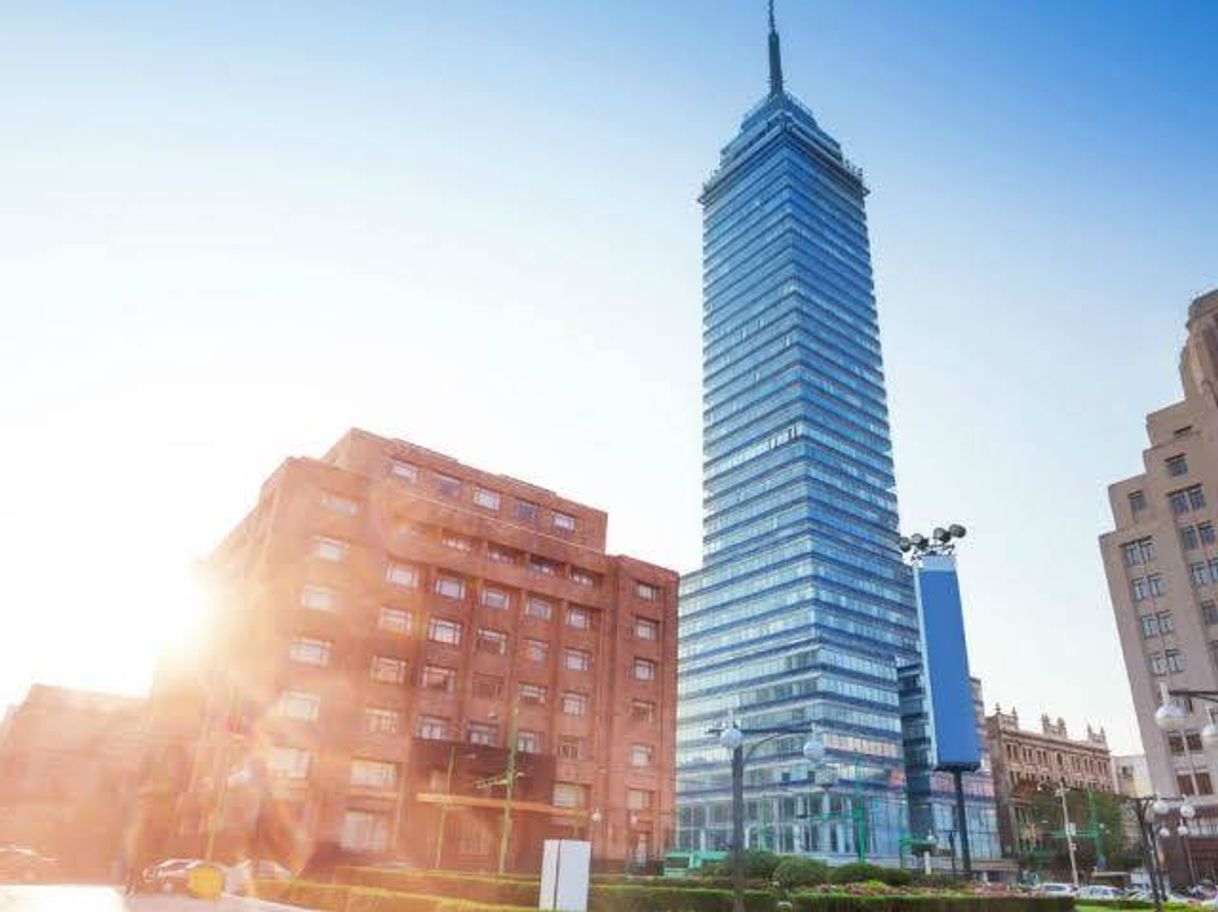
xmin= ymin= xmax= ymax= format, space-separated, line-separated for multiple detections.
xmin=1112 ymin=753 xmax=1152 ymax=798
xmin=1100 ymin=288 xmax=1218 ymax=876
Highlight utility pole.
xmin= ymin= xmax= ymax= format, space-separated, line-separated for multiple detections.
xmin=434 ymin=745 xmax=458 ymax=869
xmin=496 ymin=698 xmax=521 ymax=874
xmin=1057 ymin=786 xmax=1080 ymax=888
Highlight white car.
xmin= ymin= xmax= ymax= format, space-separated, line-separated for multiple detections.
xmin=1078 ymin=886 xmax=1123 ymax=900
xmin=1038 ymin=883 xmax=1077 ymax=897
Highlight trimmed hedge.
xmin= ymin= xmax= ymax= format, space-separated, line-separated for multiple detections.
xmin=791 ymin=897 xmax=1075 ymax=912
xmin=259 ymin=881 xmax=535 ymax=912
xmin=589 ymin=885 xmax=777 ymax=912
xmin=338 ymin=870 xmax=540 ymax=907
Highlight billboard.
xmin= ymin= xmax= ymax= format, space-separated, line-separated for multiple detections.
xmin=913 ymin=553 xmax=981 ymax=770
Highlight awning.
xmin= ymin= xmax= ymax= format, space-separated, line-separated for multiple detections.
xmin=415 ymin=792 xmax=588 ymax=819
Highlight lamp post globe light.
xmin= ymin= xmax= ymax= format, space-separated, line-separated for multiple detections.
xmin=1154 ymin=701 xmax=1189 ymax=732
xmin=710 ymin=718 xmax=828 ymax=912
xmin=1152 ymin=798 xmax=1171 ymax=817
xmin=1180 ymin=803 xmax=1197 ymax=820
xmin=1201 ymin=721 xmax=1218 ymax=750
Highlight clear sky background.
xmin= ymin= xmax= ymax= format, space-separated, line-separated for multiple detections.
xmin=1 ymin=1 xmax=1215 ymax=755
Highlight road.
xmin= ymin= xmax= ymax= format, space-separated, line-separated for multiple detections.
xmin=0 ymin=885 xmax=306 ymax=912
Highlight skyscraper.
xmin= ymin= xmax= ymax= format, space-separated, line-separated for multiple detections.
xmin=675 ymin=8 xmax=921 ymax=860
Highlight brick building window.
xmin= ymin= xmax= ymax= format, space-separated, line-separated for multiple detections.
xmin=390 ymin=460 xmax=418 ymax=483
xmin=561 ymin=692 xmax=588 ymax=716
xmin=633 ymin=658 xmax=657 ymax=681
xmin=473 ymin=675 xmax=504 ymax=699
xmin=635 ymin=617 xmax=659 ymax=640
xmin=631 ymin=744 xmax=655 ymax=767
xmin=289 ymin=637 xmax=331 ymax=666
xmin=476 ymin=628 xmax=508 ymax=655
xmin=301 ymin=585 xmax=336 ymax=612
xmin=370 ymin=655 xmax=408 ymax=684
xmin=313 ymin=536 xmax=348 ymax=562
xmin=519 ymin=683 xmax=548 ymax=705
xmin=467 ymin=722 xmax=498 ymax=746
xmin=435 ymin=576 xmax=465 ymax=600
xmin=515 ymin=501 xmax=539 ymax=522
xmin=421 ymin=665 xmax=457 ymax=692
xmin=626 ymin=789 xmax=654 ymax=810
xmin=517 ymin=730 xmax=542 ymax=754
xmin=387 ymin=563 xmax=419 ymax=588
xmin=435 ymin=473 xmax=462 ymax=499
xmin=277 ymin=691 xmax=320 ymax=722
xmin=418 ymin=715 xmax=449 ymax=740
xmin=321 ymin=492 xmax=359 ymax=515
xmin=636 ymin=582 xmax=660 ymax=601
xmin=558 ymin=736 xmax=584 ymax=760
xmin=482 ymin=587 xmax=510 ymax=610
xmin=631 ymin=700 xmax=657 ymax=724
xmin=566 ymin=606 xmax=591 ymax=630
xmin=364 ymin=707 xmax=400 ymax=734
xmin=571 ymin=568 xmax=597 ymax=587
xmin=473 ymin=487 xmax=501 ymax=510
xmin=526 ymin=597 xmax=553 ymax=620
xmin=553 ymin=512 xmax=577 ymax=532
xmin=553 ymin=783 xmax=587 ymax=808
xmin=267 ymin=746 xmax=310 ymax=780
xmin=441 ymin=532 xmax=473 ymax=552
xmin=564 ymin=648 xmax=591 ymax=672
xmin=524 ymin=639 xmax=548 ymax=662
xmin=351 ymin=759 xmax=397 ymax=789
xmin=341 ymin=811 xmax=389 ymax=852
xmin=427 ymin=618 xmax=462 ymax=646
xmin=378 ymin=606 xmax=411 ymax=634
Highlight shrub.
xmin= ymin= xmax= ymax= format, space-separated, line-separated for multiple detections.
xmin=704 ymin=850 xmax=782 ymax=881
xmin=773 ymin=858 xmax=831 ymax=889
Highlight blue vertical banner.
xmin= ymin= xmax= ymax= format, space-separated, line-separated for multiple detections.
xmin=914 ymin=554 xmax=981 ymax=770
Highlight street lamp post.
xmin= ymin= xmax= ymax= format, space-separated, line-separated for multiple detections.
xmin=711 ymin=720 xmax=828 ymax=912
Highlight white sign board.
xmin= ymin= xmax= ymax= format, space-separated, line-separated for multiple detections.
xmin=539 ymin=839 xmax=591 ymax=912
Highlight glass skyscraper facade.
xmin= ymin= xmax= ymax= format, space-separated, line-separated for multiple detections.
xmin=675 ymin=15 xmax=921 ymax=861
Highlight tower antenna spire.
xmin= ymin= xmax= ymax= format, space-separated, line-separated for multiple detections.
xmin=768 ymin=0 xmax=784 ymax=96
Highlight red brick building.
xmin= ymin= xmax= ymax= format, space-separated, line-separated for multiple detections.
xmin=140 ymin=429 xmax=678 ymax=873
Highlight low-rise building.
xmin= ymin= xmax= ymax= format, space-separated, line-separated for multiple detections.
xmin=0 ymin=685 xmax=147 ymax=879
xmin=985 ymin=706 xmax=1115 ymax=859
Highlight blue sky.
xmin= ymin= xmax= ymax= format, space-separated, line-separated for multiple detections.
xmin=1 ymin=1 xmax=1215 ymax=754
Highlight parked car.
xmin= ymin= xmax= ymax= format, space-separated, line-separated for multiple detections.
xmin=140 ymin=858 xmax=205 ymax=894
xmin=0 ymin=847 xmax=57 ymax=883
xmin=1079 ymin=886 xmax=1124 ymax=900
xmin=1037 ymin=883 xmax=1077 ymax=897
